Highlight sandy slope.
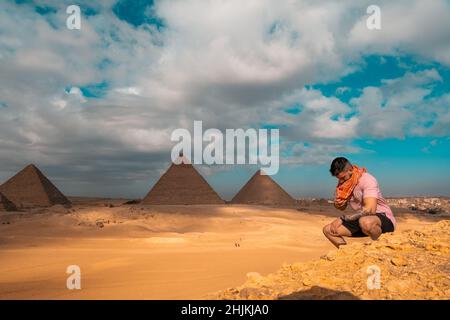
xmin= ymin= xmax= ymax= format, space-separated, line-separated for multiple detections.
xmin=0 ymin=202 xmax=446 ymax=299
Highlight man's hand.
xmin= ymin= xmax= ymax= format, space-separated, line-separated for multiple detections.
xmin=334 ymin=202 xmax=347 ymax=211
xmin=330 ymin=218 xmax=343 ymax=235
xmin=344 ymin=212 xmax=363 ymax=221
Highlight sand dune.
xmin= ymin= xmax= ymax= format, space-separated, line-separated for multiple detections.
xmin=0 ymin=201 xmax=447 ymax=299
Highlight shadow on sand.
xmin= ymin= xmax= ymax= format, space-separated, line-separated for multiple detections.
xmin=278 ymin=286 xmax=360 ymax=300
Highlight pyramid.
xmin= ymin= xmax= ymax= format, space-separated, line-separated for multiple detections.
xmin=231 ymin=169 xmax=297 ymax=206
xmin=142 ymin=156 xmax=224 ymax=205
xmin=0 ymin=192 xmax=17 ymax=211
xmin=0 ymin=164 xmax=71 ymax=208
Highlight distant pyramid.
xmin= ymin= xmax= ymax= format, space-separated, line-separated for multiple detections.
xmin=0 ymin=192 xmax=17 ymax=211
xmin=142 ymin=155 xmax=224 ymax=205
xmin=231 ymin=170 xmax=297 ymax=206
xmin=0 ymin=164 xmax=71 ymax=208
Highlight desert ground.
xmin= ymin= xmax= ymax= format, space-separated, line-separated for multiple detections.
xmin=0 ymin=199 xmax=448 ymax=299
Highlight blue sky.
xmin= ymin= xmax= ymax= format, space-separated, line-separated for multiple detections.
xmin=0 ymin=0 xmax=449 ymax=199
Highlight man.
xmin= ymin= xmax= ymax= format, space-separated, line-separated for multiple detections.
xmin=323 ymin=157 xmax=396 ymax=248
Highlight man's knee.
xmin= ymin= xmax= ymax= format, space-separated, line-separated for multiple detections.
xmin=323 ymin=224 xmax=331 ymax=236
xmin=359 ymin=218 xmax=380 ymax=235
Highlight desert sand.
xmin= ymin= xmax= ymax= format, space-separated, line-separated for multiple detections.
xmin=0 ymin=199 xmax=448 ymax=300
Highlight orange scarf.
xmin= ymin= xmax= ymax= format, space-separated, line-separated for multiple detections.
xmin=334 ymin=165 xmax=366 ymax=210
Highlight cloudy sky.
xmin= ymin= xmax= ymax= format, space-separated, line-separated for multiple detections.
xmin=0 ymin=0 xmax=449 ymax=200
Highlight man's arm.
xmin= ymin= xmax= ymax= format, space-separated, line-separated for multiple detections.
xmin=341 ymin=197 xmax=377 ymax=221
xmin=360 ymin=174 xmax=379 ymax=215
xmin=361 ymin=197 xmax=377 ymax=214
xmin=342 ymin=174 xmax=379 ymax=221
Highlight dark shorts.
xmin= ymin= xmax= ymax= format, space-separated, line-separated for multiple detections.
xmin=342 ymin=212 xmax=395 ymax=237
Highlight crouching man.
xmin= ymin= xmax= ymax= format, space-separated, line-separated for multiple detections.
xmin=323 ymin=157 xmax=396 ymax=248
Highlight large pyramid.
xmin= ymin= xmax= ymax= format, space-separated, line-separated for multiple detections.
xmin=142 ymin=156 xmax=224 ymax=205
xmin=231 ymin=169 xmax=297 ymax=206
xmin=0 ymin=164 xmax=71 ymax=208
xmin=0 ymin=192 xmax=17 ymax=211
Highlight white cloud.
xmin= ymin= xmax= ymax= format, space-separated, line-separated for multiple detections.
xmin=348 ymin=0 xmax=450 ymax=66
xmin=282 ymin=142 xmax=366 ymax=166
xmin=115 ymin=87 xmax=142 ymax=95
xmin=351 ymin=69 xmax=447 ymax=138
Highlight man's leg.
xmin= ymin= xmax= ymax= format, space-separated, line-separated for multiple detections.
xmin=323 ymin=220 xmax=353 ymax=248
xmin=358 ymin=215 xmax=382 ymax=240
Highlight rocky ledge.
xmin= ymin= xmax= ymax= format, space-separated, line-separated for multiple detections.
xmin=209 ymin=220 xmax=450 ymax=300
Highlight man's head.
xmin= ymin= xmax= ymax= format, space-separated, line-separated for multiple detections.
xmin=330 ymin=157 xmax=353 ymax=184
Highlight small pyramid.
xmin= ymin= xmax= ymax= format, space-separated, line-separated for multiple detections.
xmin=0 ymin=164 xmax=71 ymax=208
xmin=142 ymin=155 xmax=224 ymax=205
xmin=231 ymin=169 xmax=297 ymax=206
xmin=0 ymin=192 xmax=17 ymax=211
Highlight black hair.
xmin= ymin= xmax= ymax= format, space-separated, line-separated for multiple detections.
xmin=329 ymin=157 xmax=351 ymax=176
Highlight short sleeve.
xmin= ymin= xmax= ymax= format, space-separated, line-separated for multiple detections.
xmin=361 ymin=173 xmax=379 ymax=198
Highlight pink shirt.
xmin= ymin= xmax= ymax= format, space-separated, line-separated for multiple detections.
xmin=349 ymin=172 xmax=396 ymax=228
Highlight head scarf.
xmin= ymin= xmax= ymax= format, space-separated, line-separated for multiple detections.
xmin=334 ymin=165 xmax=366 ymax=210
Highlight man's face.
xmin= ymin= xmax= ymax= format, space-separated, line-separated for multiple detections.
xmin=336 ymin=164 xmax=353 ymax=184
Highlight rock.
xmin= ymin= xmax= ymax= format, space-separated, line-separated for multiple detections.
xmin=324 ymin=251 xmax=337 ymax=261
xmin=391 ymin=257 xmax=408 ymax=267
xmin=386 ymin=280 xmax=414 ymax=293
xmin=239 ymin=287 xmax=262 ymax=299
xmin=229 ymin=288 xmax=239 ymax=294
xmin=96 ymin=221 xmax=104 ymax=228
xmin=386 ymin=244 xmax=403 ymax=250
xmin=302 ymin=279 xmax=313 ymax=286
xmin=427 ymin=282 xmax=436 ymax=290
